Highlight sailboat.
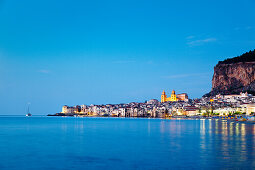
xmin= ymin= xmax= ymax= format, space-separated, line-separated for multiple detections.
xmin=26 ymin=103 xmax=32 ymax=117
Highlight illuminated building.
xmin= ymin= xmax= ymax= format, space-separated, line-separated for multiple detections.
xmin=62 ymin=105 xmax=75 ymax=113
xmin=161 ymin=90 xmax=188 ymax=102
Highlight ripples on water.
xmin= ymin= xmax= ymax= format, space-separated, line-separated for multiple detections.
xmin=0 ymin=117 xmax=255 ymax=169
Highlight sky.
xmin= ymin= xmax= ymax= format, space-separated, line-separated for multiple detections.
xmin=0 ymin=0 xmax=255 ymax=115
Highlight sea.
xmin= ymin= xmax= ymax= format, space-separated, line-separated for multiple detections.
xmin=0 ymin=116 xmax=255 ymax=169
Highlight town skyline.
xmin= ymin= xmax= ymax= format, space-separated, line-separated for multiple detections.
xmin=54 ymin=91 xmax=255 ymax=118
xmin=0 ymin=0 xmax=255 ymax=115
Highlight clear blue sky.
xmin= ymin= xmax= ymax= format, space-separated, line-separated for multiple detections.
xmin=0 ymin=0 xmax=255 ymax=115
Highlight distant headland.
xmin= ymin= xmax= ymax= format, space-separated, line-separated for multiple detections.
xmin=205 ymin=49 xmax=255 ymax=96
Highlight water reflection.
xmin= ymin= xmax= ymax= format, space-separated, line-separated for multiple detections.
xmin=2 ymin=117 xmax=255 ymax=169
xmin=158 ymin=119 xmax=255 ymax=168
xmin=197 ymin=120 xmax=255 ymax=167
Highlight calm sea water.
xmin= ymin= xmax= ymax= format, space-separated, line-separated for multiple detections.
xmin=0 ymin=117 xmax=255 ymax=169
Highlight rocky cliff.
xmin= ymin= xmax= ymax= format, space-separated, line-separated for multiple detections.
xmin=206 ymin=50 xmax=255 ymax=96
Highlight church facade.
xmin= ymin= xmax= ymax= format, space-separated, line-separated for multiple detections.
xmin=161 ymin=90 xmax=188 ymax=102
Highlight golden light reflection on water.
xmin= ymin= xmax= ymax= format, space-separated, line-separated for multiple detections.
xmin=241 ymin=123 xmax=246 ymax=137
xmin=236 ymin=123 xmax=240 ymax=136
xmin=209 ymin=119 xmax=212 ymax=136
xmin=143 ymin=118 xmax=255 ymax=166
xmin=55 ymin=118 xmax=255 ymax=168
xmin=198 ymin=119 xmax=255 ymax=164
xmin=229 ymin=122 xmax=234 ymax=136
xmin=200 ymin=119 xmax=206 ymax=151
xmin=253 ymin=124 xmax=255 ymax=134
xmin=221 ymin=121 xmax=231 ymax=159
xmin=215 ymin=119 xmax=218 ymax=133
xmin=200 ymin=119 xmax=205 ymax=136
xmin=240 ymin=123 xmax=247 ymax=161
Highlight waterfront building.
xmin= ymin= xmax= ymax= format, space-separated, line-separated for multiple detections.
xmin=118 ymin=108 xmax=126 ymax=117
xmin=74 ymin=105 xmax=81 ymax=113
xmin=80 ymin=105 xmax=88 ymax=114
xmin=241 ymin=104 xmax=255 ymax=115
xmin=111 ymin=109 xmax=119 ymax=117
xmin=62 ymin=105 xmax=68 ymax=113
xmin=183 ymin=106 xmax=199 ymax=116
xmin=161 ymin=90 xmax=188 ymax=102
xmin=213 ymin=107 xmax=237 ymax=116
xmin=61 ymin=105 xmax=75 ymax=114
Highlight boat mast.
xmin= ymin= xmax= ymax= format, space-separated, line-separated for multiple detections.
xmin=27 ymin=103 xmax=30 ymax=114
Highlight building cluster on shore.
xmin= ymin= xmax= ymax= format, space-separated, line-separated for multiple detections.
xmin=56 ymin=90 xmax=255 ymax=117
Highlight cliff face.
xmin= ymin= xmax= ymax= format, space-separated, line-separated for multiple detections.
xmin=204 ymin=50 xmax=255 ymax=96
xmin=208 ymin=62 xmax=255 ymax=96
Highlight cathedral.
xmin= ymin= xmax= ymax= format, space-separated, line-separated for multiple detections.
xmin=161 ymin=90 xmax=188 ymax=102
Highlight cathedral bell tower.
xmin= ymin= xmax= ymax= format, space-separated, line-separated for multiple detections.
xmin=161 ymin=90 xmax=167 ymax=102
xmin=170 ymin=90 xmax=177 ymax=101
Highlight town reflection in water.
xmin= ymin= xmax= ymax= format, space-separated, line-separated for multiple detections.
xmin=159 ymin=119 xmax=255 ymax=168
xmin=200 ymin=119 xmax=255 ymax=165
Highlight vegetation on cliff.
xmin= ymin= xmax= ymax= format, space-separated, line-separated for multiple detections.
xmin=218 ymin=49 xmax=255 ymax=65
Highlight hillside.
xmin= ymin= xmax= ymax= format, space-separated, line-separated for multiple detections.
xmin=205 ymin=49 xmax=255 ymax=96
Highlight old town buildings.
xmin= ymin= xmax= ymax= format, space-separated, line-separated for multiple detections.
xmin=59 ymin=91 xmax=255 ymax=117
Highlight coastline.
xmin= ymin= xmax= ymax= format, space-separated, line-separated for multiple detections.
xmin=46 ymin=113 xmax=255 ymax=124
